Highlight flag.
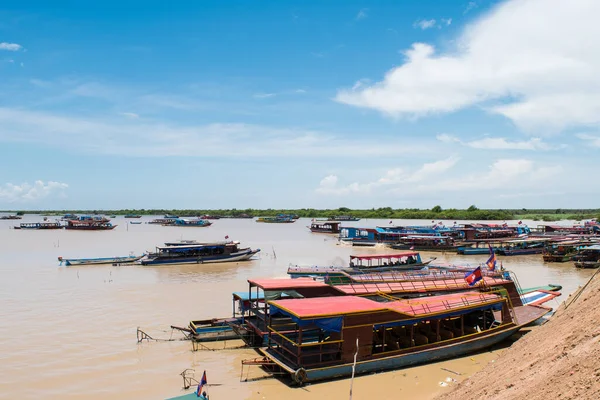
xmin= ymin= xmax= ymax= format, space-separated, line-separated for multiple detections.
xmin=225 ymin=235 xmax=229 ymax=239
xmin=196 ymin=371 xmax=207 ymax=397
xmin=518 ymin=220 xmax=522 ymax=225
xmin=464 ymin=266 xmax=483 ymax=286
xmin=486 ymin=244 xmax=497 ymax=271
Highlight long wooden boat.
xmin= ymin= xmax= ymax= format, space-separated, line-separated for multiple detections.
xmin=391 ymin=236 xmax=462 ymax=252
xmin=328 ymin=216 xmax=360 ymax=222
xmin=65 ymin=221 xmax=117 ymax=230
xmin=140 ymin=241 xmax=260 ymax=266
xmin=167 ymin=218 xmax=212 ymax=227
xmin=58 ymin=255 xmax=143 ymax=266
xmin=496 ymin=238 xmax=552 ymax=256
xmin=457 ymin=239 xmax=510 ymax=255
xmin=287 ymin=252 xmax=434 ymax=279
xmin=256 ymin=216 xmax=295 ymax=223
xmin=257 ymin=291 xmax=550 ymax=385
xmin=124 ymin=214 xmax=142 ymax=218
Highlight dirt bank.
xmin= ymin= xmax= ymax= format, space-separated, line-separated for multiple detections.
xmin=438 ymin=270 xmax=600 ymax=400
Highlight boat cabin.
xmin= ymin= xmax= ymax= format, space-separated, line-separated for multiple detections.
xmin=573 ymin=245 xmax=600 ymax=269
xmin=392 ymin=235 xmax=458 ymax=251
xmin=309 ymin=221 xmax=341 ymax=234
xmin=349 ymin=252 xmax=423 ymax=268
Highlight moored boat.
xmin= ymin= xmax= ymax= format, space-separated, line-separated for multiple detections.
xmin=124 ymin=214 xmax=142 ymax=218
xmin=391 ymin=235 xmax=462 ymax=252
xmin=287 ymin=252 xmax=434 ymax=279
xmin=573 ymin=245 xmax=600 ymax=268
xmin=256 ymin=290 xmax=550 ymax=385
xmin=58 ymin=254 xmax=143 ymax=266
xmin=328 ymin=215 xmax=360 ymax=222
xmin=308 ymin=221 xmax=341 ymax=234
xmin=497 ymin=238 xmax=552 ymax=256
xmin=140 ymin=241 xmax=260 ymax=266
xmin=542 ymin=240 xmax=586 ymax=262
xmin=168 ymin=218 xmax=212 ymax=227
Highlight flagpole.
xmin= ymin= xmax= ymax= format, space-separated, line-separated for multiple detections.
xmin=349 ymin=338 xmax=359 ymax=400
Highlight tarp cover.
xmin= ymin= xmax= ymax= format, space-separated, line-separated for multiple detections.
xmin=270 ymin=304 xmax=344 ymax=333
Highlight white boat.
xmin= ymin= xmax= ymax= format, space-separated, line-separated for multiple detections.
xmin=58 ymin=255 xmax=144 ymax=266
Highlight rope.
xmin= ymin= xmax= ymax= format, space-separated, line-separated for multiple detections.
xmin=564 ymin=267 xmax=600 ymax=310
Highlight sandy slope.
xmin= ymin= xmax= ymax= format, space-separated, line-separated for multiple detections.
xmin=438 ymin=270 xmax=600 ymax=400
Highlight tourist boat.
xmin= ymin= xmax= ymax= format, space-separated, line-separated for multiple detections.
xmin=255 ymin=289 xmax=551 ymax=385
xmin=140 ymin=241 xmax=260 ymax=266
xmin=58 ymin=254 xmax=144 ymax=266
xmin=168 ymin=218 xmax=212 ymax=227
xmin=15 ymin=222 xmax=62 ymax=230
xmin=287 ymin=252 xmax=434 ymax=279
xmin=124 ymin=214 xmax=142 ymax=218
xmin=542 ymin=240 xmax=586 ymax=262
xmin=573 ymin=245 xmax=600 ymax=268
xmin=496 ymin=238 xmax=552 ymax=256
xmin=308 ymin=221 xmax=341 ymax=234
xmin=256 ymin=215 xmax=295 ymax=223
xmin=391 ymin=235 xmax=462 ymax=252
xmin=328 ymin=215 xmax=360 ymax=222
xmin=64 ymin=217 xmax=117 ymax=230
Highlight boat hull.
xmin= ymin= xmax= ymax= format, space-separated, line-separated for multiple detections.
xmin=140 ymin=249 xmax=260 ymax=266
xmin=542 ymin=254 xmax=573 ymax=262
xmin=575 ymin=261 xmax=600 ymax=269
xmin=391 ymin=244 xmax=461 ymax=252
xmin=262 ymin=325 xmax=520 ymax=384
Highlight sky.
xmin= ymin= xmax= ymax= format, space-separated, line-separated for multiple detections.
xmin=0 ymin=0 xmax=599 ymax=210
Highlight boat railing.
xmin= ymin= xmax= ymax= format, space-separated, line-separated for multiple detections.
xmin=267 ymin=326 xmax=343 ymax=368
xmin=341 ymin=275 xmax=496 ymax=296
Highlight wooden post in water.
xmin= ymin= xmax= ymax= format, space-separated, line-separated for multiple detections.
xmin=349 ymin=337 xmax=359 ymax=400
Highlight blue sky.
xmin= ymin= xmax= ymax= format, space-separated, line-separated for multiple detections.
xmin=0 ymin=0 xmax=599 ymax=210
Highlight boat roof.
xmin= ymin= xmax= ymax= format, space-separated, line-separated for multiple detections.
xmin=269 ymin=291 xmax=503 ymax=319
xmin=350 ymin=252 xmax=419 ymax=260
xmin=385 ymin=291 xmax=502 ymax=316
xmin=504 ymin=238 xmax=552 ymax=243
xmin=269 ymin=296 xmax=386 ymax=318
xmin=333 ymin=276 xmax=509 ymax=295
xmin=157 ymin=243 xmax=234 ymax=250
xmin=248 ymin=278 xmax=329 ymax=290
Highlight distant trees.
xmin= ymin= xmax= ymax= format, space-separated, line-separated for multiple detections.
xmin=431 ymin=205 xmax=442 ymax=213
xmin=467 ymin=205 xmax=479 ymax=212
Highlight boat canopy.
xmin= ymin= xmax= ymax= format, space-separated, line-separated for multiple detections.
xmin=270 ymin=296 xmax=385 ymax=319
xmin=350 ymin=252 xmax=419 ymax=260
xmin=248 ymin=278 xmax=329 ymax=291
xmin=385 ymin=291 xmax=502 ymax=317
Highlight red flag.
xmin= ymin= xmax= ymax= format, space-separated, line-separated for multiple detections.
xmin=225 ymin=235 xmax=229 ymax=239
xmin=464 ymin=266 xmax=483 ymax=286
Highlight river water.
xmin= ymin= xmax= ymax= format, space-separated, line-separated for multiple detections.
xmin=0 ymin=216 xmax=594 ymax=400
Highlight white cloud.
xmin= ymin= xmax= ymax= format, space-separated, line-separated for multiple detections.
xmin=356 ymin=8 xmax=368 ymax=21
xmin=414 ymin=19 xmax=436 ymax=30
xmin=119 ymin=112 xmax=139 ymax=119
xmin=0 ymin=42 xmax=22 ymax=51
xmin=0 ymin=107 xmax=434 ymax=158
xmin=336 ymin=0 xmax=600 ymax=134
xmin=253 ymin=93 xmax=276 ymax=99
xmin=441 ymin=18 xmax=452 ymax=26
xmin=295 ymin=89 xmax=307 ymax=94
xmin=464 ymin=1 xmax=478 ymax=14
xmin=436 ymin=134 xmax=552 ymax=150
xmin=0 ymin=180 xmax=68 ymax=203
xmin=576 ymin=133 xmax=600 ymax=147
xmin=316 ymin=157 xmax=458 ymax=195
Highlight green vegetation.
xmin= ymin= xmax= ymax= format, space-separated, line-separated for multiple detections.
xmin=3 ymin=206 xmax=599 ymax=221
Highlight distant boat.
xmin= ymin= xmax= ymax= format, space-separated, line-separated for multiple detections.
xmin=256 ymin=215 xmax=295 ymax=223
xmin=124 ymin=214 xmax=142 ymax=218
xmin=328 ymin=215 xmax=360 ymax=222
xmin=308 ymin=221 xmax=341 ymax=234
xmin=168 ymin=218 xmax=212 ymax=227
xmin=109 ymin=215 xmax=117 ymax=218
xmin=64 ymin=217 xmax=116 ymax=230
xmin=58 ymin=254 xmax=143 ymax=266
xmin=164 ymin=214 xmax=179 ymax=219
xmin=0 ymin=215 xmax=22 ymax=220
xmin=129 ymin=221 xmax=142 ymax=225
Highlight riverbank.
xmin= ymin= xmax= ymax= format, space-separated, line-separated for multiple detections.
xmin=438 ymin=270 xmax=600 ymax=400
